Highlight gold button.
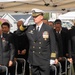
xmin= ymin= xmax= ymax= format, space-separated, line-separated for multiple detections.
xmin=39 ymin=52 xmax=41 ymax=54
xmin=34 ymin=42 xmax=35 ymax=43
xmin=33 ymin=46 xmax=35 ymax=48
xmin=33 ymin=51 xmax=35 ymax=53
xmin=39 ymin=47 xmax=41 ymax=49
xmin=39 ymin=42 xmax=41 ymax=44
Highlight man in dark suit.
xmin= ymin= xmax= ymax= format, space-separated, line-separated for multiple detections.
xmin=0 ymin=22 xmax=15 ymax=75
xmin=54 ymin=19 xmax=69 ymax=58
xmin=54 ymin=19 xmax=69 ymax=75
xmin=14 ymin=20 xmax=29 ymax=75
xmin=68 ymin=25 xmax=75 ymax=73
xmin=19 ymin=8 xmax=58 ymax=75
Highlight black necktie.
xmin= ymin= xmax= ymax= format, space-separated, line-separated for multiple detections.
xmin=36 ymin=27 xmax=39 ymax=32
xmin=56 ymin=32 xmax=63 ymax=56
xmin=35 ymin=27 xmax=39 ymax=42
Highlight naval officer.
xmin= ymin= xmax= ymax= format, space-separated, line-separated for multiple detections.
xmin=19 ymin=8 xmax=58 ymax=75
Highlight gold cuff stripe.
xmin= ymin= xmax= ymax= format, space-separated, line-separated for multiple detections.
xmin=20 ymin=25 xmax=25 ymax=31
xmin=51 ymin=53 xmax=56 ymax=58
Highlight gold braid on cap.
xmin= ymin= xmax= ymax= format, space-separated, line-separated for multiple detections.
xmin=32 ymin=10 xmax=43 ymax=16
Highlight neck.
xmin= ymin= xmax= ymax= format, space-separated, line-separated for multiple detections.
xmin=36 ymin=21 xmax=43 ymax=26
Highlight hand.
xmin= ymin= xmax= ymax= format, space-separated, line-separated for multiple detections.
xmin=18 ymin=50 xmax=21 ymax=55
xmin=24 ymin=16 xmax=32 ymax=26
xmin=54 ymin=59 xmax=58 ymax=64
xmin=50 ymin=59 xmax=55 ymax=65
xmin=8 ymin=61 xmax=13 ymax=67
xmin=21 ymin=49 xmax=26 ymax=55
xmin=68 ymin=58 xmax=73 ymax=63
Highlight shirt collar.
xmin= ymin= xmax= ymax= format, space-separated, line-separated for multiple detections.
xmin=56 ymin=28 xmax=62 ymax=33
xmin=36 ymin=22 xmax=43 ymax=31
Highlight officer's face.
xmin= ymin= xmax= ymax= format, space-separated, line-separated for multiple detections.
xmin=33 ymin=15 xmax=43 ymax=24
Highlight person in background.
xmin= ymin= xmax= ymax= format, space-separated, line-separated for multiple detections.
xmin=0 ymin=22 xmax=15 ymax=75
xmin=54 ymin=19 xmax=69 ymax=58
xmin=68 ymin=23 xmax=75 ymax=74
xmin=19 ymin=8 xmax=58 ymax=75
xmin=54 ymin=19 xmax=70 ymax=75
xmin=48 ymin=21 xmax=54 ymax=28
xmin=43 ymin=18 xmax=49 ymax=25
xmin=14 ymin=19 xmax=29 ymax=75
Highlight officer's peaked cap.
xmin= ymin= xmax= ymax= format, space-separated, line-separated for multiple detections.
xmin=31 ymin=8 xmax=44 ymax=17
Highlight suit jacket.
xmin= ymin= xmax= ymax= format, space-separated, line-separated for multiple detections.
xmin=13 ymin=30 xmax=29 ymax=59
xmin=0 ymin=32 xmax=15 ymax=66
xmin=25 ymin=23 xmax=58 ymax=66
xmin=68 ymin=26 xmax=75 ymax=62
xmin=54 ymin=28 xmax=69 ymax=57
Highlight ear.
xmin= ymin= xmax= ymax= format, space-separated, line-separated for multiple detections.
xmin=41 ymin=15 xmax=43 ymax=20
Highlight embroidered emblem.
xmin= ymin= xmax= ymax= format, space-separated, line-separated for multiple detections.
xmin=43 ymin=31 xmax=49 ymax=40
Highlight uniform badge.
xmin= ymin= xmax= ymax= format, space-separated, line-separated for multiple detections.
xmin=43 ymin=31 xmax=49 ymax=40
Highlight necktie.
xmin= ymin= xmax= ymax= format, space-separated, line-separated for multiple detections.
xmin=36 ymin=27 xmax=39 ymax=32
xmin=35 ymin=27 xmax=39 ymax=41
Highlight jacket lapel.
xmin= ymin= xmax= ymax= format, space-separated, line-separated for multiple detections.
xmin=31 ymin=23 xmax=45 ymax=41
xmin=37 ymin=23 xmax=45 ymax=39
xmin=30 ymin=25 xmax=37 ymax=41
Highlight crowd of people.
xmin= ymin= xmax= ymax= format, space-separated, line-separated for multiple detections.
xmin=0 ymin=8 xmax=75 ymax=75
